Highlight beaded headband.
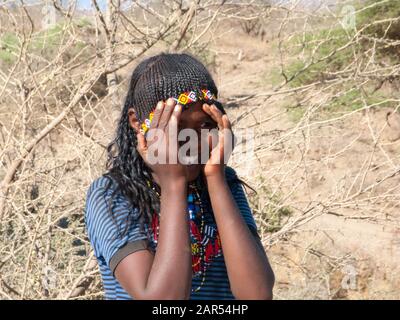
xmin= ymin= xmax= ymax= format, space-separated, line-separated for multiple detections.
xmin=140 ymin=89 xmax=216 ymax=135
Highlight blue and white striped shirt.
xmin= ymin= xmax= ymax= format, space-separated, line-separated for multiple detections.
xmin=84 ymin=167 xmax=259 ymax=300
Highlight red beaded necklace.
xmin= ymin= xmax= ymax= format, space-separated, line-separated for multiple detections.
xmin=147 ymin=179 xmax=222 ymax=292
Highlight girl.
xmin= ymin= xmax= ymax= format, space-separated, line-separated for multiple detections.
xmin=84 ymin=53 xmax=275 ymax=300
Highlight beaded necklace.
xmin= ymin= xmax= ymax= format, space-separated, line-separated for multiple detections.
xmin=146 ymin=178 xmax=222 ymax=293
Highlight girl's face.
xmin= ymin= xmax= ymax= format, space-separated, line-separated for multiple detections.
xmin=129 ymin=101 xmax=218 ymax=182
xmin=177 ymin=101 xmax=218 ymax=181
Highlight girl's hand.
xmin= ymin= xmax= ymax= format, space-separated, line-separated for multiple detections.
xmin=136 ymin=98 xmax=187 ymax=186
xmin=202 ymin=103 xmax=235 ymax=179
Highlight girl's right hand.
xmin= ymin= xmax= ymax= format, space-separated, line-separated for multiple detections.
xmin=136 ymin=98 xmax=187 ymax=185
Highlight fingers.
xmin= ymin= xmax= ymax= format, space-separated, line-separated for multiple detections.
xmin=202 ymin=103 xmax=224 ymax=130
xmin=169 ymin=102 xmax=183 ymax=127
xmin=167 ymin=103 xmax=182 ymax=161
xmin=136 ymin=130 xmax=147 ymax=159
xmin=149 ymin=101 xmax=164 ymax=129
xmin=203 ymin=103 xmax=232 ymax=132
xmin=221 ymin=114 xmax=231 ymax=130
xmin=202 ymin=104 xmax=234 ymax=165
xmin=167 ymin=102 xmax=182 ymax=140
xmin=202 ymin=103 xmax=214 ymax=121
xmin=158 ymin=98 xmax=176 ymax=130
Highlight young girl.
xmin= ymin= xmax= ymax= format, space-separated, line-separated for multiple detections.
xmin=84 ymin=53 xmax=275 ymax=300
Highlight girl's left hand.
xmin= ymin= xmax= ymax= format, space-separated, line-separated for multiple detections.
xmin=202 ymin=103 xmax=235 ymax=179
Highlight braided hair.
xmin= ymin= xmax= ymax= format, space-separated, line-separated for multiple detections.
xmin=102 ymin=53 xmax=225 ymax=234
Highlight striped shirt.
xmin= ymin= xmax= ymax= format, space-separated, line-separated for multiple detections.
xmin=84 ymin=167 xmax=259 ymax=300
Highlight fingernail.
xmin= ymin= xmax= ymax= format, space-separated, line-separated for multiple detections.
xmin=157 ymin=102 xmax=163 ymax=109
xmin=174 ymin=104 xmax=180 ymax=112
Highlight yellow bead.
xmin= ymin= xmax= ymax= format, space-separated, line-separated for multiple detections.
xmin=178 ymin=93 xmax=188 ymax=104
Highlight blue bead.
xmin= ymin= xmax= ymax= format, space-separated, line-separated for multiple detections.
xmin=188 ymin=194 xmax=194 ymax=202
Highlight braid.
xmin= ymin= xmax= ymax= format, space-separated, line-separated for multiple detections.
xmin=104 ymin=95 xmax=160 ymax=235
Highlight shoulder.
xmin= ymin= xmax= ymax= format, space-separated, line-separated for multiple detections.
xmin=224 ymin=166 xmax=242 ymax=193
xmin=224 ymin=166 xmax=238 ymax=180
xmin=85 ymin=176 xmax=114 ymax=219
xmin=84 ymin=175 xmax=148 ymax=264
xmin=85 ymin=174 xmax=126 ymax=212
xmin=85 ymin=175 xmax=114 ymax=224
xmin=224 ymin=166 xmax=241 ymax=190
xmin=84 ymin=174 xmax=137 ymax=225
xmin=86 ymin=175 xmax=115 ymax=200
xmin=224 ymin=166 xmax=249 ymax=206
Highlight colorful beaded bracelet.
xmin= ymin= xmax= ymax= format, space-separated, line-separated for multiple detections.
xmin=140 ymin=89 xmax=216 ymax=135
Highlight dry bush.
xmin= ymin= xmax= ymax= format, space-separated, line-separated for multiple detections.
xmin=0 ymin=0 xmax=399 ymax=300
xmin=226 ymin=0 xmax=400 ymax=299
